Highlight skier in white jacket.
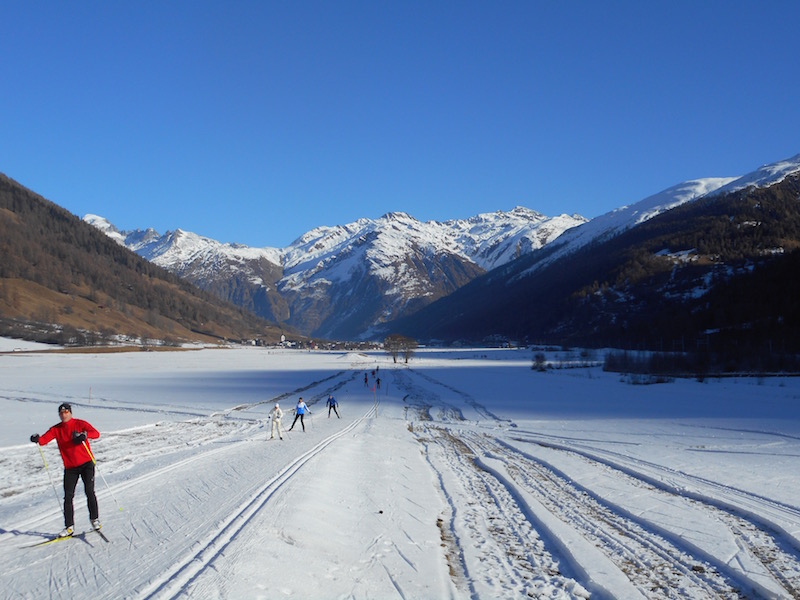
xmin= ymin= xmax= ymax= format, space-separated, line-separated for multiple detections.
xmin=268 ymin=403 xmax=284 ymax=440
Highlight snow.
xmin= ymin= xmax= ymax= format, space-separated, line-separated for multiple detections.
xmin=518 ymin=178 xmax=737 ymax=279
xmin=2 ymin=342 xmax=800 ymax=599
xmin=85 ymin=207 xmax=585 ymax=299
xmin=710 ymin=153 xmax=800 ymax=198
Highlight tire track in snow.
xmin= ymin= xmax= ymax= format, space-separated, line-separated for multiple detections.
xmin=508 ymin=432 xmax=800 ymax=598
xmin=519 ymin=429 xmax=800 ymax=539
xmin=460 ymin=430 xmax=751 ymax=598
xmin=136 ymin=404 xmax=376 ymax=600
xmin=408 ymin=368 xmax=505 ymax=422
xmin=405 ymin=374 xmax=800 ymax=598
xmin=417 ymin=425 xmax=588 ymax=599
xmin=426 ymin=425 xmax=753 ymax=598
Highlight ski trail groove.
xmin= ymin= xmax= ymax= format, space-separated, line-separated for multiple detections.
xmin=403 ymin=366 xmax=800 ymax=597
xmin=136 ymin=405 xmax=374 ymax=600
xmin=466 ymin=431 xmax=740 ymax=597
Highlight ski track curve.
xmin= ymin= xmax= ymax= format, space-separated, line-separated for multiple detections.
xmin=477 ymin=430 xmax=800 ymax=598
xmin=402 ymin=368 xmax=800 ymax=599
xmin=516 ymin=429 xmax=800 ymax=540
xmin=506 ymin=432 xmax=800 ymax=598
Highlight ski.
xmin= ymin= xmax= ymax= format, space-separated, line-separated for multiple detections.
xmin=24 ymin=528 xmax=109 ymax=548
xmin=25 ymin=534 xmax=74 ymax=548
xmin=93 ymin=528 xmax=110 ymax=543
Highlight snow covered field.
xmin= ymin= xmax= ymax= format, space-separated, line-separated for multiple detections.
xmin=1 ymin=340 xmax=799 ymax=599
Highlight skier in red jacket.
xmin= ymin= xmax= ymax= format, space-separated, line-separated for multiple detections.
xmin=30 ymin=403 xmax=101 ymax=537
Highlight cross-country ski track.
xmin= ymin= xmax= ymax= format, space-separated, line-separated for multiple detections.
xmin=1 ymin=345 xmax=800 ymax=599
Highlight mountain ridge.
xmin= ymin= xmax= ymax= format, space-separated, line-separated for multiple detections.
xmin=387 ymin=153 xmax=800 ymax=357
xmin=85 ymin=151 xmax=800 ymax=345
xmin=0 ymin=173 xmax=289 ymax=347
xmin=87 ymin=207 xmax=586 ymax=338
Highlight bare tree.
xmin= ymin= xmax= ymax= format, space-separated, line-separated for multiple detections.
xmin=384 ymin=334 xmax=417 ymax=364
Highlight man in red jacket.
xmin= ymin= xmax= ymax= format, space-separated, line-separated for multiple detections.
xmin=31 ymin=403 xmax=101 ymax=537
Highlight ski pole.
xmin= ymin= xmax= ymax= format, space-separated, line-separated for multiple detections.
xmin=37 ymin=445 xmax=65 ymax=520
xmin=82 ymin=441 xmax=123 ymax=512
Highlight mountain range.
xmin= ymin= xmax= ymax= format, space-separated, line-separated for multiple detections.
xmin=3 ymin=149 xmax=798 ymax=361
xmin=86 ymin=208 xmax=586 ymax=340
xmin=391 ymin=153 xmax=800 ymax=360
xmin=86 ymin=152 xmax=800 ymax=350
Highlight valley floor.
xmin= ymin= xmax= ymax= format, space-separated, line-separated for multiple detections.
xmin=1 ymin=344 xmax=799 ymax=599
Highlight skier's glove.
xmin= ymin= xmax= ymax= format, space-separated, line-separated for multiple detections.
xmin=73 ymin=431 xmax=87 ymax=443
xmin=30 ymin=434 xmax=40 ymax=443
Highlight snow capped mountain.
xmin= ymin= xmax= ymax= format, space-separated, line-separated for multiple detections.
xmin=516 ymin=152 xmax=800 ymax=280
xmin=392 ymin=152 xmax=800 ymax=347
xmin=84 ymin=150 xmax=800 ymax=341
xmin=83 ymin=214 xmax=127 ymax=245
xmin=86 ymin=208 xmax=584 ymax=339
xmin=276 ymin=208 xmax=584 ymax=294
xmin=135 ymin=228 xmax=283 ymax=279
xmin=709 ymin=153 xmax=800 ymax=197
xmin=85 ymin=214 xmax=284 ymax=277
xmin=517 ymin=177 xmax=737 ymax=278
xmin=277 ymin=207 xmax=579 ymax=275
xmin=443 ymin=206 xmax=586 ymax=271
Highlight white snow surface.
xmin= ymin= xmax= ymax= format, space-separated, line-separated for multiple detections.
xmin=709 ymin=153 xmax=800 ymax=198
xmin=518 ymin=177 xmax=736 ymax=278
xmin=2 ymin=340 xmax=800 ymax=599
xmin=515 ymin=151 xmax=800 ymax=279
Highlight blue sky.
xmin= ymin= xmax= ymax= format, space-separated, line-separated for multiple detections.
xmin=2 ymin=1 xmax=799 ymax=248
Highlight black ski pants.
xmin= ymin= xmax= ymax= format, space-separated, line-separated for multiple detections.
xmin=290 ymin=413 xmax=305 ymax=431
xmin=64 ymin=460 xmax=98 ymax=527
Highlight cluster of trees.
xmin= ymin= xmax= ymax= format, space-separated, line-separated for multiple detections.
xmin=603 ymin=347 xmax=800 ymax=378
xmin=384 ymin=334 xmax=418 ymax=363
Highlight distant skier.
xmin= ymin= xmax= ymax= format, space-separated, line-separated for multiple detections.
xmin=364 ymin=373 xmax=368 ymax=386
xmin=326 ymin=395 xmax=340 ymax=418
xmin=376 ymin=377 xmax=381 ymax=390
xmin=268 ymin=402 xmax=284 ymax=440
xmin=289 ymin=397 xmax=311 ymax=432
xmin=30 ymin=403 xmax=101 ymax=537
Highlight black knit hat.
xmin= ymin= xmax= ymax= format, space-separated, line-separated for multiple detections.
xmin=58 ymin=403 xmax=72 ymax=413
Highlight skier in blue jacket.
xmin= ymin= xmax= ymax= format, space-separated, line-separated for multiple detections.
xmin=326 ymin=395 xmax=340 ymax=418
xmin=289 ymin=397 xmax=310 ymax=432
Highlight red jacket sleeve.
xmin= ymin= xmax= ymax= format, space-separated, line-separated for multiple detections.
xmin=37 ymin=418 xmax=99 ymax=468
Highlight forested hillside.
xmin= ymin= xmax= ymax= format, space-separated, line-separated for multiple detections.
xmin=392 ymin=173 xmax=800 ymax=370
xmin=0 ymin=174 xmax=288 ymax=346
